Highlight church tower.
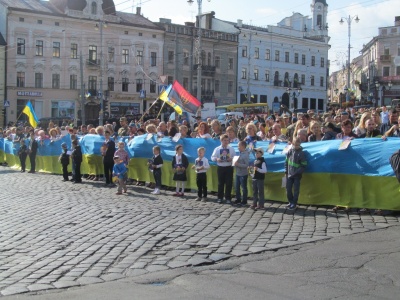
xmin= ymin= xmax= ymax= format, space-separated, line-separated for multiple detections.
xmin=311 ymin=0 xmax=328 ymax=34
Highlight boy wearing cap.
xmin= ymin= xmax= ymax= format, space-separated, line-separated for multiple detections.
xmin=112 ymin=156 xmax=128 ymax=195
xmin=59 ymin=142 xmax=70 ymax=182
xmin=250 ymin=147 xmax=267 ymax=209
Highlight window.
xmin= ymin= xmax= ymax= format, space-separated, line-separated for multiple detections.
xmin=301 ymin=74 xmax=305 ymax=85
xmin=91 ymin=1 xmax=97 ymax=14
xmin=88 ymin=76 xmax=97 ymax=92
xmin=275 ymin=50 xmax=280 ymax=61
xmin=55 ymin=22 xmax=60 ymax=26
xmin=242 ymin=46 xmax=247 ymax=57
xmin=70 ymin=74 xmax=77 ymax=89
xmin=295 ymin=53 xmax=299 ymax=64
xmin=53 ymin=42 xmax=60 ymax=58
xmin=136 ymin=79 xmax=143 ymax=92
xmin=167 ymin=76 xmax=173 ymax=85
xmin=36 ymin=40 xmax=43 ymax=56
xmin=265 ymin=49 xmax=270 ymax=60
xmin=285 ymin=52 xmax=289 ymax=63
xmin=215 ymin=80 xmax=220 ymax=93
xmin=228 ymin=81 xmax=233 ymax=93
xmin=310 ymin=75 xmax=315 ymax=86
xmin=168 ymin=51 xmax=174 ymax=63
xmin=183 ymin=78 xmax=189 ymax=90
xmin=183 ymin=52 xmax=189 ymax=65
xmin=122 ymin=49 xmax=129 ymax=64
xmin=122 ymin=78 xmax=129 ymax=92
xmin=311 ymin=56 xmax=315 ymax=66
xmin=71 ymin=43 xmax=78 ymax=59
xmin=89 ymin=45 xmax=97 ymax=62
xmin=152 ymin=34 xmax=156 ymax=38
xmin=242 ymin=68 xmax=247 ymax=79
xmin=228 ymin=58 xmax=233 ymax=70
xmin=215 ymin=56 xmax=220 ymax=68
xmin=207 ymin=52 xmax=211 ymax=65
xmin=321 ymin=57 xmax=325 ymax=68
xmin=320 ymin=76 xmax=324 ymax=87
xmin=383 ymin=66 xmax=390 ymax=76
xmin=150 ymin=52 xmax=157 ymax=66
xmin=254 ymin=69 xmax=259 ymax=80
xmin=17 ymin=38 xmax=25 ymax=55
xmin=35 ymin=73 xmax=43 ymax=88
xmin=265 ymin=70 xmax=270 ymax=82
xmin=397 ymin=66 xmax=400 ymax=76
xmin=274 ymin=71 xmax=280 ymax=86
xmin=398 ymin=46 xmax=400 ymax=56
xmin=108 ymin=77 xmax=114 ymax=91
xmin=19 ymin=17 xmax=24 ymax=22
xmin=384 ymin=46 xmax=389 ymax=55
xmin=52 ymin=74 xmax=60 ymax=89
xmin=136 ymin=50 xmax=143 ymax=65
xmin=150 ymin=80 xmax=156 ymax=93
xmin=17 ymin=72 xmax=25 ymax=87
xmin=108 ymin=47 xmax=114 ymax=62
xmin=37 ymin=20 xmax=42 ymax=24
xmin=302 ymin=54 xmax=306 ymax=65
xmin=138 ymin=32 xmax=143 ymax=36
xmin=124 ymin=31 xmax=128 ymax=35
xmin=254 ymin=47 xmax=259 ymax=59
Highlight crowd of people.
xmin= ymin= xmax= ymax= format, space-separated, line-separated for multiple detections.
xmin=1 ymin=105 xmax=399 ymax=211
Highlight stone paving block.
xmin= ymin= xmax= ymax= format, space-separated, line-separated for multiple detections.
xmin=27 ymin=283 xmax=55 ymax=292
xmin=1 ymin=285 xmax=29 ymax=296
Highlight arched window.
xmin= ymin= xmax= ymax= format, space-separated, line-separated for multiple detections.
xmin=274 ymin=71 xmax=280 ymax=86
xmin=91 ymin=2 xmax=97 ymax=15
xmin=317 ymin=15 xmax=322 ymax=28
xmin=201 ymin=50 xmax=206 ymax=65
xmin=294 ymin=73 xmax=299 ymax=88
xmin=284 ymin=72 xmax=290 ymax=87
xmin=207 ymin=52 xmax=211 ymax=66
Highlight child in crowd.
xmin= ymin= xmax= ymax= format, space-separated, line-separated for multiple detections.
xmin=59 ymin=142 xmax=70 ymax=182
xmin=250 ymin=147 xmax=267 ymax=210
xmin=234 ymin=141 xmax=250 ymax=206
xmin=285 ymin=136 xmax=307 ymax=210
xmin=148 ymin=145 xmax=163 ymax=195
xmin=112 ymin=156 xmax=128 ymax=195
xmin=114 ymin=141 xmax=129 ymax=166
xmin=211 ymin=134 xmax=236 ymax=204
xmin=18 ymin=138 xmax=28 ymax=173
xmin=192 ymin=147 xmax=210 ymax=201
xmin=71 ymin=139 xmax=82 ymax=183
xmin=172 ymin=144 xmax=189 ymax=197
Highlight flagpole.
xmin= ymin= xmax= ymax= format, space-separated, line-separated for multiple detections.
xmin=156 ymin=101 xmax=166 ymax=120
xmin=138 ymin=98 xmax=160 ymax=123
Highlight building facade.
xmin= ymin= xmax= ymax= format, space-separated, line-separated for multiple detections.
xmin=0 ymin=0 xmax=164 ymax=125
xmin=0 ymin=33 xmax=5 ymax=126
xmin=157 ymin=16 xmax=238 ymax=107
xmin=360 ymin=16 xmax=400 ymax=107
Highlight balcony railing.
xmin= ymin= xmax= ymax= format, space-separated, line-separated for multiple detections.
xmin=86 ymin=59 xmax=101 ymax=67
xmin=193 ymin=64 xmax=216 ymax=76
xmin=380 ymin=55 xmax=392 ymax=62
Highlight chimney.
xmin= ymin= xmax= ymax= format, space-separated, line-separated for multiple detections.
xmin=395 ymin=16 xmax=400 ymax=26
xmin=136 ymin=6 xmax=141 ymax=15
xmin=237 ymin=19 xmax=243 ymax=27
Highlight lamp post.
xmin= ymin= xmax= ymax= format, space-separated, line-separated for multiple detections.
xmin=188 ymin=0 xmax=211 ymax=105
xmin=286 ymin=87 xmax=302 ymax=110
xmin=95 ymin=20 xmax=107 ymax=126
xmin=375 ymin=81 xmax=392 ymax=107
xmin=339 ymin=15 xmax=360 ymax=103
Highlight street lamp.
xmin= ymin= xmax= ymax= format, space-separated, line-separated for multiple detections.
xmin=375 ymin=81 xmax=392 ymax=107
xmin=94 ymin=20 xmax=107 ymax=125
xmin=286 ymin=87 xmax=302 ymax=109
xmin=188 ymin=0 xmax=211 ymax=107
xmin=339 ymin=15 xmax=360 ymax=103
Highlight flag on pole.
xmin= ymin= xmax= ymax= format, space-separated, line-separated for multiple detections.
xmin=22 ymin=101 xmax=39 ymax=128
xmin=159 ymin=85 xmax=183 ymax=115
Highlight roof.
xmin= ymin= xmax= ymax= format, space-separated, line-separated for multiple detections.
xmin=0 ymin=0 xmax=58 ymax=14
xmin=117 ymin=11 xmax=163 ymax=31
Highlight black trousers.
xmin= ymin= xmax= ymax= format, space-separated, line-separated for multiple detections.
xmin=103 ymin=161 xmax=114 ymax=184
xmin=29 ymin=153 xmax=36 ymax=172
xmin=217 ymin=166 xmax=233 ymax=200
xmin=19 ymin=154 xmax=27 ymax=171
xmin=62 ymin=164 xmax=69 ymax=180
xmin=74 ymin=162 xmax=82 ymax=183
xmin=196 ymin=172 xmax=207 ymax=198
xmin=153 ymin=169 xmax=162 ymax=188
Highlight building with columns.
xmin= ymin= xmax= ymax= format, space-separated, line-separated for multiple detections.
xmin=0 ymin=0 xmax=164 ymax=125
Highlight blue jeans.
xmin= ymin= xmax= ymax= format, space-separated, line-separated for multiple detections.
xmin=252 ymin=179 xmax=264 ymax=206
xmin=286 ymin=176 xmax=301 ymax=205
xmin=235 ymin=174 xmax=248 ymax=203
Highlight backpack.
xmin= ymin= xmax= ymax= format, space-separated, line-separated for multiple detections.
xmin=389 ymin=150 xmax=400 ymax=183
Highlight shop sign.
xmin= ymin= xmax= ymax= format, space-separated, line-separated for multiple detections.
xmin=17 ymin=91 xmax=43 ymax=97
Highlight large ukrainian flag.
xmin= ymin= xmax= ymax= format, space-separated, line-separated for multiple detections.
xmin=22 ymin=101 xmax=39 ymax=128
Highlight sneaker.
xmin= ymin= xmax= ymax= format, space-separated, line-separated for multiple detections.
xmin=115 ymin=192 xmax=122 ymax=195
xmin=201 ymin=197 xmax=208 ymax=202
xmin=241 ymin=201 xmax=247 ymax=206
xmin=256 ymin=206 xmax=265 ymax=210
xmin=285 ymin=203 xmax=291 ymax=208
xmin=288 ymin=204 xmax=297 ymax=210
xmin=226 ymin=200 xmax=231 ymax=204
xmin=249 ymin=205 xmax=257 ymax=209
xmin=234 ymin=200 xmax=241 ymax=205
xmin=173 ymin=192 xmax=180 ymax=196
xmin=153 ymin=189 xmax=161 ymax=195
xmin=150 ymin=189 xmax=157 ymax=194
xmin=217 ymin=199 xmax=222 ymax=203
xmin=195 ymin=197 xmax=202 ymax=201
xmin=180 ymin=193 xmax=185 ymax=197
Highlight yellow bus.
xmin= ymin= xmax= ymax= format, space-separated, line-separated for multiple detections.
xmin=215 ymin=103 xmax=269 ymax=116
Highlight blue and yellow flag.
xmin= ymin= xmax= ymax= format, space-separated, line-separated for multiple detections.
xmin=22 ymin=101 xmax=39 ymax=128
xmin=159 ymin=84 xmax=183 ymax=115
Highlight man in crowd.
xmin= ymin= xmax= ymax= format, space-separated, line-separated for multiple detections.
xmin=271 ymin=123 xmax=288 ymax=142
xmin=381 ymin=109 xmax=399 ymax=136
xmin=380 ymin=106 xmax=389 ymax=125
xmin=118 ymin=117 xmax=129 ymax=137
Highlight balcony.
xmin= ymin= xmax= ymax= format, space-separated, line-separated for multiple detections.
xmin=193 ymin=64 xmax=216 ymax=76
xmin=380 ymin=55 xmax=392 ymax=62
xmin=86 ymin=59 xmax=101 ymax=68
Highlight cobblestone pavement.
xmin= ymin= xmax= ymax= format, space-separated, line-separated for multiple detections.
xmin=1 ymin=166 xmax=399 ymax=296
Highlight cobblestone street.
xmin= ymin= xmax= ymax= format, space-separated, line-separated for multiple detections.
xmin=1 ymin=166 xmax=399 ymax=296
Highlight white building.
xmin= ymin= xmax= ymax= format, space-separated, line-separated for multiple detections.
xmin=0 ymin=0 xmax=164 ymax=125
xmin=214 ymin=0 xmax=330 ymax=112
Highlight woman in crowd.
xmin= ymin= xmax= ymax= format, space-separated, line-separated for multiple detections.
xmin=353 ymin=112 xmax=370 ymax=137
xmin=336 ymin=120 xmax=358 ymax=140
xmin=179 ymin=125 xmax=190 ymax=138
xmin=244 ymin=123 xmax=261 ymax=149
xmin=195 ymin=122 xmax=212 ymax=139
xmin=226 ymin=126 xmax=239 ymax=143
xmin=308 ymin=121 xmax=323 ymax=142
xmin=210 ymin=120 xmax=223 ymax=140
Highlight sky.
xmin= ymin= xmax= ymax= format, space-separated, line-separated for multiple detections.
xmin=113 ymin=0 xmax=398 ymax=73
